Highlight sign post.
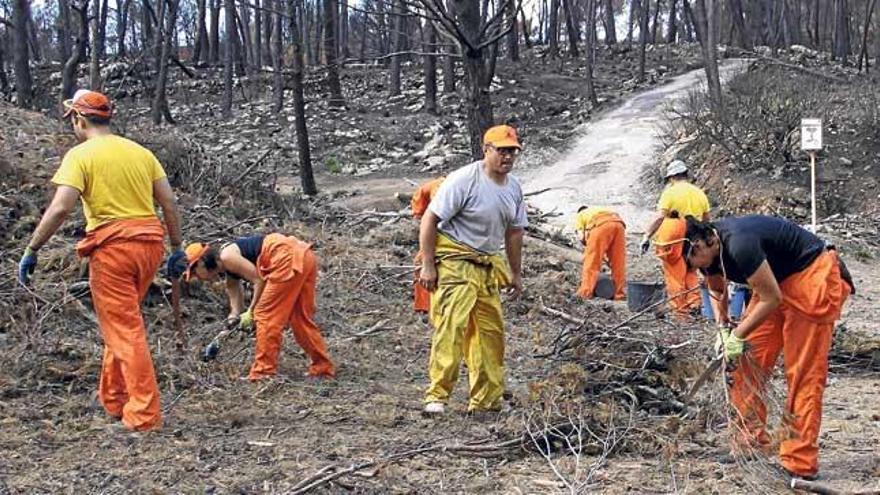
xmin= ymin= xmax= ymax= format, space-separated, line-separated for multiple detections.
xmin=800 ymin=119 xmax=823 ymax=232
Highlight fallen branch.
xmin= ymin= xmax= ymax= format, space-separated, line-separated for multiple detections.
xmin=756 ymin=55 xmax=850 ymax=83
xmin=344 ymin=319 xmax=392 ymax=341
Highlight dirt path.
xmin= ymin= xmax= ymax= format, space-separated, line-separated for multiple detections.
xmin=520 ymin=59 xmax=751 ymax=232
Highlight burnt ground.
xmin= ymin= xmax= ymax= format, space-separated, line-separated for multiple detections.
xmin=1 ymin=45 xmax=879 ymax=494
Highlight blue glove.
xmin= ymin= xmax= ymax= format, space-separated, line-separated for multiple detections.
xmin=18 ymin=247 xmax=38 ymax=285
xmin=166 ymin=249 xmax=187 ymax=280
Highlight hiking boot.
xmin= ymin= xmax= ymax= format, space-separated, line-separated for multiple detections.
xmin=423 ymin=402 xmax=445 ymax=415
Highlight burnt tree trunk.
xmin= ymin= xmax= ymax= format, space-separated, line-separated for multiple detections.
xmin=90 ymin=0 xmax=101 ymax=89
xmin=858 ymin=0 xmax=877 ymax=72
xmin=637 ymin=0 xmax=649 ymax=80
xmin=667 ymin=0 xmax=678 ymax=43
xmin=209 ymin=0 xmax=220 ymax=63
xmin=451 ymin=0 xmax=494 ymax=158
xmin=651 ymin=0 xmax=661 ymax=42
xmin=287 ymin=0 xmax=316 ymax=194
xmin=262 ymin=0 xmax=272 ymax=63
xmin=548 ymin=0 xmax=560 ymax=57
xmin=833 ymin=0 xmax=851 ymax=64
xmin=324 ymin=0 xmax=344 ymax=105
xmin=443 ymin=0 xmax=456 ymax=93
xmin=627 ymin=0 xmax=639 ymax=44
xmin=423 ymin=21 xmax=437 ymax=114
xmin=98 ymin=0 xmax=109 ymax=58
xmin=272 ymin=0 xmax=283 ymax=111
xmin=61 ymin=0 xmax=89 ymax=105
xmin=152 ymin=0 xmax=178 ymax=124
xmin=193 ymin=0 xmax=209 ymax=63
xmin=584 ymin=0 xmax=598 ymax=106
xmin=507 ymin=0 xmax=519 ymax=60
xmin=222 ymin=0 xmax=234 ymax=118
xmin=389 ymin=0 xmax=404 ymax=96
xmin=562 ymin=0 xmax=580 ymax=57
xmin=12 ymin=0 xmax=33 ymax=107
xmin=340 ymin=0 xmax=349 ymax=58
xmin=603 ymin=0 xmax=617 ymax=44
xmin=692 ymin=0 xmax=721 ymax=107
xmin=143 ymin=0 xmax=155 ymax=60
xmin=254 ymin=0 xmax=262 ymax=67
xmin=116 ymin=0 xmax=131 ymax=56
xmin=59 ymin=0 xmax=72 ymax=63
xmin=728 ymin=0 xmax=750 ymax=48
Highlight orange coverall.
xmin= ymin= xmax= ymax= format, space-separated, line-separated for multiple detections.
xmin=411 ymin=177 xmax=445 ymax=313
xmin=78 ymin=218 xmax=166 ymax=431
xmin=729 ymin=250 xmax=850 ymax=478
xmin=248 ymin=233 xmax=335 ymax=380
xmin=577 ymin=212 xmax=627 ymax=300
xmin=654 ymin=218 xmax=701 ymax=315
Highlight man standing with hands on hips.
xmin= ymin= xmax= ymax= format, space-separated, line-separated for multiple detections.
xmin=418 ymin=124 xmax=527 ymax=416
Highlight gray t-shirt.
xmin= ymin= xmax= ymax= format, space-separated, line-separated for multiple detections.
xmin=429 ymin=161 xmax=529 ymax=253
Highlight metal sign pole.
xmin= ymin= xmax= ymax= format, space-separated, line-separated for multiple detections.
xmin=810 ymin=151 xmax=817 ymax=232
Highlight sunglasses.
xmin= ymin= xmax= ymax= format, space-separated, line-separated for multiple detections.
xmin=487 ymin=144 xmax=520 ymax=157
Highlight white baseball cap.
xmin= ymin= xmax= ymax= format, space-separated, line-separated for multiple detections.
xmin=664 ymin=160 xmax=688 ymax=178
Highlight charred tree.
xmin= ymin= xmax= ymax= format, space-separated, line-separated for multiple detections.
xmin=562 ymin=0 xmax=579 ymax=57
xmin=858 ymin=0 xmax=877 ymax=72
xmin=637 ymin=0 xmax=649 ymax=80
xmin=89 ymin=0 xmax=101 ymax=89
xmin=603 ymin=0 xmax=617 ymax=44
xmin=548 ymin=0 xmax=560 ymax=56
xmin=12 ymin=0 xmax=33 ymax=108
xmin=389 ymin=0 xmax=404 ymax=96
xmin=152 ymin=0 xmax=178 ymax=124
xmin=193 ymin=0 xmax=209 ymax=63
xmin=209 ymin=0 xmax=220 ymax=63
xmin=116 ymin=0 xmax=131 ymax=56
xmin=667 ymin=0 xmax=678 ymax=43
xmin=507 ymin=0 xmax=518 ymax=60
xmin=272 ymin=0 xmax=283 ymax=111
xmin=423 ymin=21 xmax=437 ymax=114
xmin=691 ymin=0 xmax=721 ymax=107
xmin=584 ymin=0 xmax=598 ymax=106
xmin=286 ymin=0 xmax=317 ymax=194
xmin=323 ymin=0 xmax=344 ymax=105
xmin=59 ymin=0 xmax=72 ymax=63
xmin=222 ymin=0 xmax=235 ymax=118
xmin=61 ymin=0 xmax=89 ymax=104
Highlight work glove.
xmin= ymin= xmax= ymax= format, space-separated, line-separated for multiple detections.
xmin=239 ymin=309 xmax=254 ymax=331
xmin=18 ymin=247 xmax=38 ymax=285
xmin=714 ymin=325 xmax=731 ymax=354
xmin=722 ymin=332 xmax=746 ymax=361
xmin=165 ymin=249 xmax=187 ymax=280
xmin=639 ymin=237 xmax=651 ymax=255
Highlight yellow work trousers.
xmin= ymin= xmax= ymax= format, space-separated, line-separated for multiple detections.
xmin=425 ymin=257 xmax=506 ymax=411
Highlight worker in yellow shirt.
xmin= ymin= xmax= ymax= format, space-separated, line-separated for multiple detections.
xmin=573 ymin=206 xmax=626 ymax=300
xmin=640 ymin=160 xmax=709 ymax=317
xmin=18 ymin=90 xmax=183 ymax=432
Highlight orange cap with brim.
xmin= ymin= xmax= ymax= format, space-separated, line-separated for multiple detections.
xmin=483 ymin=125 xmax=522 ymax=150
xmin=183 ymin=243 xmax=210 ymax=281
xmin=62 ymin=89 xmax=113 ymax=119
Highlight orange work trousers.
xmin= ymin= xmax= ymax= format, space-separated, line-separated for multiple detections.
xmin=79 ymin=218 xmax=166 ymax=431
xmin=577 ymin=220 xmax=626 ymax=300
xmin=249 ymin=234 xmax=335 ymax=380
xmin=413 ymin=250 xmax=431 ymax=313
xmin=654 ymin=218 xmax=701 ymax=315
xmin=729 ymin=250 xmax=850 ymax=478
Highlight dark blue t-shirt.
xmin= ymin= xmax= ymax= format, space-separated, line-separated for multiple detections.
xmin=227 ymin=235 xmax=265 ymax=280
xmin=702 ymin=215 xmax=824 ymax=284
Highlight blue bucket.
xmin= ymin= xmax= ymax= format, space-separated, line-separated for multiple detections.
xmin=701 ymin=284 xmax=750 ymax=320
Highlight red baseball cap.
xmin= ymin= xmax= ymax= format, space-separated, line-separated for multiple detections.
xmin=62 ymin=89 xmax=113 ymax=119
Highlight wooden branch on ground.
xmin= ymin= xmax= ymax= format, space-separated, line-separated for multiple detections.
xmin=170 ymin=56 xmax=196 ymax=78
xmin=756 ymin=55 xmax=849 ymax=83
xmin=344 ymin=319 xmax=392 ymax=341
xmin=790 ymin=477 xmax=880 ymax=495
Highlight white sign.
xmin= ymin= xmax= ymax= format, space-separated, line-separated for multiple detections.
xmin=801 ymin=118 xmax=823 ymax=150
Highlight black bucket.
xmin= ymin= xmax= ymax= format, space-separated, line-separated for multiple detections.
xmin=594 ymin=273 xmax=616 ymax=300
xmin=626 ymin=281 xmax=665 ymax=312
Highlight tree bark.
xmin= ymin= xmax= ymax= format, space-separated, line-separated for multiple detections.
xmin=0 ymin=43 xmax=8 ymax=92
xmin=340 ymin=0 xmax=349 ymax=58
xmin=562 ymin=0 xmax=580 ymax=57
xmin=507 ymin=0 xmax=519 ymax=60
xmin=59 ymin=0 xmax=73 ymax=63
xmin=389 ymin=0 xmax=404 ymax=96
xmin=263 ymin=0 xmax=272 ymax=63
xmin=286 ymin=0 xmax=316 ymax=194
xmin=833 ymin=0 xmax=851 ymax=64
xmin=90 ymin=0 xmax=101 ymax=89
xmin=603 ymin=0 xmax=617 ymax=44
xmin=143 ymin=0 xmax=155 ymax=60
xmin=152 ymin=0 xmax=178 ymax=124
xmin=548 ymin=0 xmax=560 ymax=57
xmin=442 ymin=0 xmax=456 ymax=93
xmin=520 ymin=4 xmax=532 ymax=48
xmin=254 ymin=0 xmax=263 ymax=67
xmin=858 ymin=0 xmax=877 ymax=72
xmin=728 ymin=0 xmax=750 ymax=48
xmin=238 ymin=2 xmax=254 ymax=68
xmin=272 ymin=0 xmax=283 ymax=111
xmin=223 ymin=0 xmax=234 ymax=118
xmin=667 ymin=0 xmax=678 ymax=43
xmin=584 ymin=0 xmax=598 ymax=106
xmin=116 ymin=0 xmax=131 ymax=56
xmin=61 ymin=0 xmax=89 ymax=105
xmin=651 ymin=0 xmax=661 ymax=43
xmin=451 ymin=0 xmax=494 ymax=158
xmin=98 ymin=0 xmax=109 ymax=58
xmin=423 ymin=21 xmax=437 ymax=114
xmin=627 ymin=0 xmax=639 ymax=44
xmin=209 ymin=0 xmax=220 ymax=63
xmin=692 ymin=0 xmax=721 ymax=108
xmin=193 ymin=0 xmax=208 ymax=63
xmin=323 ymin=0 xmax=344 ymax=105
xmin=637 ymin=0 xmax=649 ymax=80
xmin=12 ymin=0 xmax=33 ymax=108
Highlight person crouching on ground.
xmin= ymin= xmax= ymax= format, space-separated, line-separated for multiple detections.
xmin=180 ymin=234 xmax=335 ymax=381
xmin=573 ymin=205 xmax=626 ymax=300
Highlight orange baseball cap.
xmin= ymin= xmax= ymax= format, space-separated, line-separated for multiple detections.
xmin=62 ymin=89 xmax=113 ymax=119
xmin=483 ymin=125 xmax=522 ymax=150
xmin=183 ymin=242 xmax=210 ymax=281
